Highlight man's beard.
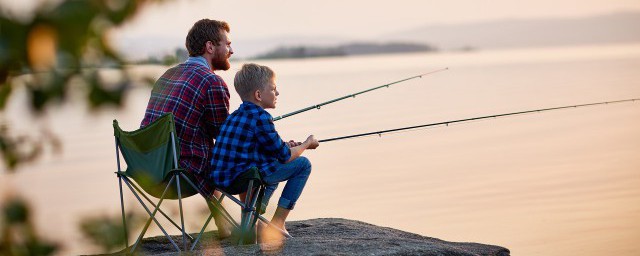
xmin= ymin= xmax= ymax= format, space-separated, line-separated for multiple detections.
xmin=211 ymin=54 xmax=230 ymax=71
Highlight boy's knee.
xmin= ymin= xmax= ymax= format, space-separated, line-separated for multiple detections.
xmin=297 ymin=156 xmax=312 ymax=174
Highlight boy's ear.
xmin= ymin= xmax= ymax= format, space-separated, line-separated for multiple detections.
xmin=254 ymin=89 xmax=261 ymax=101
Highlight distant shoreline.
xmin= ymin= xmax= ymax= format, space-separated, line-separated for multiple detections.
xmin=250 ymin=41 xmax=438 ymax=60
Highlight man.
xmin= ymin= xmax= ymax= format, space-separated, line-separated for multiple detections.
xmin=140 ymin=19 xmax=233 ymax=236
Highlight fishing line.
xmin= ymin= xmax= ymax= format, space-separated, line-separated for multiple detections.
xmin=272 ymin=68 xmax=449 ymax=121
xmin=318 ymin=98 xmax=639 ymax=143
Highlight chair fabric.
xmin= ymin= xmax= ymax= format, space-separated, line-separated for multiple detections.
xmin=114 ymin=114 xmax=197 ymax=199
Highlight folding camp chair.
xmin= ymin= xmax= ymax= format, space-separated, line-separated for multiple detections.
xmin=113 ymin=113 xmax=238 ymax=253
xmin=113 ymin=113 xmax=291 ymax=251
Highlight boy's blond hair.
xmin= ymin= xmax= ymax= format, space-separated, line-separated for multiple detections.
xmin=234 ymin=63 xmax=275 ymax=100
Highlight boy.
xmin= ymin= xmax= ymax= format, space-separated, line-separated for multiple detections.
xmin=210 ymin=63 xmax=319 ymax=239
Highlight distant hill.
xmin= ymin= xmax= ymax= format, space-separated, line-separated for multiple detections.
xmin=253 ymin=42 xmax=435 ymax=59
xmin=391 ymin=11 xmax=640 ymax=50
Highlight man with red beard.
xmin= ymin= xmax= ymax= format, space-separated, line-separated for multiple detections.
xmin=140 ymin=19 xmax=234 ymax=237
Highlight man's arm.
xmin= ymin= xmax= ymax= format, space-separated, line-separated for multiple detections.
xmin=204 ymin=77 xmax=230 ymax=138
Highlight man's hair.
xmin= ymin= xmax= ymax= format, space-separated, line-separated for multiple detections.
xmin=234 ymin=63 xmax=275 ymax=100
xmin=185 ymin=19 xmax=230 ymax=57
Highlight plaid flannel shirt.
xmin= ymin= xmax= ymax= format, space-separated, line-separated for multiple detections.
xmin=141 ymin=57 xmax=229 ymax=196
xmin=210 ymin=101 xmax=291 ymax=188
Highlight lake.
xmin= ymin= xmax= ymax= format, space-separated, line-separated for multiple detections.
xmin=2 ymin=43 xmax=640 ymax=255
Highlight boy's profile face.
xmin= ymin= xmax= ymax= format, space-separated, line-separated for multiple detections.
xmin=257 ymin=77 xmax=279 ymax=109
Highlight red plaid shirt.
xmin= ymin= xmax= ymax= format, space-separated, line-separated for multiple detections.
xmin=141 ymin=58 xmax=229 ymax=197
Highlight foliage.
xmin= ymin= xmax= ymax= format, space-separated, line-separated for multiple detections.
xmin=79 ymin=212 xmax=144 ymax=253
xmin=0 ymin=198 xmax=58 ymax=256
xmin=1 ymin=0 xmax=171 ymax=254
xmin=135 ymin=48 xmax=188 ymax=66
xmin=0 ymin=0 xmax=163 ymax=171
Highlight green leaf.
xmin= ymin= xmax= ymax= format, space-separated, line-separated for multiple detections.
xmin=3 ymin=198 xmax=28 ymax=225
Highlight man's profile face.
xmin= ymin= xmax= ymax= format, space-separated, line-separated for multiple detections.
xmin=211 ymin=30 xmax=233 ymax=71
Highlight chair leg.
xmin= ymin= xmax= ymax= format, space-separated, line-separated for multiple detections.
xmin=177 ymin=173 xmax=240 ymax=251
xmin=179 ymin=173 xmax=239 ymax=229
xmin=238 ymin=180 xmax=255 ymax=245
xmin=118 ymin=176 xmax=129 ymax=248
xmin=247 ymin=185 xmax=263 ymax=232
xmin=123 ymin=176 xmax=181 ymax=253
xmin=128 ymin=180 xmax=194 ymax=241
xmin=132 ymin=211 xmax=154 ymax=253
xmin=210 ymin=192 xmax=239 ymax=228
xmin=207 ymin=196 xmax=238 ymax=228
xmin=176 ymin=174 xmax=187 ymax=251
xmin=190 ymin=213 xmax=214 ymax=251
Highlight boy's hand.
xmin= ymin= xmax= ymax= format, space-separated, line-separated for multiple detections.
xmin=304 ymin=135 xmax=319 ymax=149
xmin=286 ymin=140 xmax=302 ymax=148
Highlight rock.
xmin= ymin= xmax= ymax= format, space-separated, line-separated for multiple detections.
xmin=102 ymin=218 xmax=510 ymax=256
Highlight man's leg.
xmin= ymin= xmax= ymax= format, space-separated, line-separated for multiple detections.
xmin=211 ymin=190 xmax=232 ymax=238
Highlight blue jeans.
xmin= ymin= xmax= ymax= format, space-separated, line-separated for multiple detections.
xmin=262 ymin=156 xmax=312 ymax=210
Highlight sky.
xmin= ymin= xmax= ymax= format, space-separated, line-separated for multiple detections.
xmin=2 ymin=0 xmax=640 ymax=58
xmin=4 ymin=0 xmax=640 ymax=38
xmin=114 ymin=0 xmax=640 ymax=39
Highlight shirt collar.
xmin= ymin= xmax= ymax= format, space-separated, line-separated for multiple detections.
xmin=241 ymin=101 xmax=261 ymax=110
xmin=185 ymin=56 xmax=211 ymax=70
xmin=240 ymin=101 xmax=272 ymax=118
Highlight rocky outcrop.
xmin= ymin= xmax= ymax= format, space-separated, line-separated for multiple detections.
xmin=106 ymin=218 xmax=510 ymax=256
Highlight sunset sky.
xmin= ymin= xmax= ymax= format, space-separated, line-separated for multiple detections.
xmin=2 ymin=0 xmax=639 ymax=58
xmin=2 ymin=0 xmax=638 ymax=38
xmin=112 ymin=0 xmax=640 ymax=39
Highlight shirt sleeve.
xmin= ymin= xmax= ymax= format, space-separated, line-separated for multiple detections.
xmin=203 ymin=76 xmax=230 ymax=139
xmin=255 ymin=113 xmax=291 ymax=163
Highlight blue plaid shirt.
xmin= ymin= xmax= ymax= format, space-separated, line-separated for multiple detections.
xmin=210 ymin=101 xmax=291 ymax=188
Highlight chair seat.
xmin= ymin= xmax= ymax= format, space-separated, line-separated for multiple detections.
xmin=220 ymin=167 xmax=264 ymax=195
xmin=119 ymin=170 xmax=201 ymax=199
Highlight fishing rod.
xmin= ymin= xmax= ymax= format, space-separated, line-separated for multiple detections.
xmin=272 ymin=67 xmax=449 ymax=121
xmin=319 ymin=98 xmax=639 ymax=143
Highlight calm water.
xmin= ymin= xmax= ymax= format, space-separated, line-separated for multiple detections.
xmin=2 ymin=43 xmax=640 ymax=255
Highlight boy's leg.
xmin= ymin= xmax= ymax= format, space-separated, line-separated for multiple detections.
xmin=261 ymin=156 xmax=312 ymax=229
xmin=258 ymin=206 xmax=291 ymax=243
xmin=270 ymin=206 xmax=290 ymax=232
xmin=262 ymin=184 xmax=279 ymax=212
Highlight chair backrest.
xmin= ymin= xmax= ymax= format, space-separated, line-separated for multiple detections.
xmin=113 ymin=113 xmax=197 ymax=199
